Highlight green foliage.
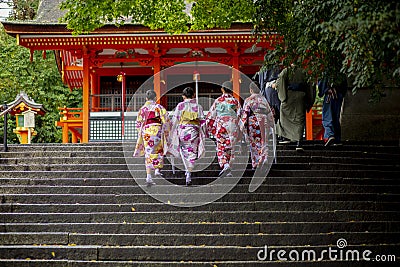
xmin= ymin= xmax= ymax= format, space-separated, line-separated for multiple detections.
xmin=0 ymin=24 xmax=82 ymax=143
xmin=190 ymin=0 xmax=255 ymax=30
xmin=60 ymin=0 xmax=190 ymax=34
xmin=60 ymin=0 xmax=400 ymax=97
xmin=253 ymin=0 xmax=400 ymax=96
xmin=60 ymin=0 xmax=255 ymax=34
xmin=0 ymin=0 xmax=39 ymax=20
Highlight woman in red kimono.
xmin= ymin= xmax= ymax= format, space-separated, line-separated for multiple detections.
xmin=240 ymin=82 xmax=275 ymax=169
xmin=134 ymin=90 xmax=170 ymax=185
xmin=206 ymin=81 xmax=241 ymax=177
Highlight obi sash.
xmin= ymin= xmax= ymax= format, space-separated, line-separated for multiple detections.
xmin=249 ymin=106 xmax=269 ymax=117
xmin=180 ymin=110 xmax=199 ymax=125
xmin=216 ymin=102 xmax=237 ymax=117
xmin=144 ymin=110 xmax=161 ymax=125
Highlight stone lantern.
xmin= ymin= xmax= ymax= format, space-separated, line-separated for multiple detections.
xmin=7 ymin=92 xmax=46 ymax=144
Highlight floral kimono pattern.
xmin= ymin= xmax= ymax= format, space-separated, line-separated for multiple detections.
xmin=169 ymin=99 xmax=206 ymax=170
xmin=133 ymin=100 xmax=170 ymax=170
xmin=240 ymin=94 xmax=274 ymax=168
xmin=206 ymin=93 xmax=241 ymax=168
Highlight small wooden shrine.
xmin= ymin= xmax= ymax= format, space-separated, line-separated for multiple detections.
xmin=6 ymin=91 xmax=46 ymax=144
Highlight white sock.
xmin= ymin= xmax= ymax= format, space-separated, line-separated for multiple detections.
xmin=186 ymin=172 xmax=191 ymax=183
xmin=146 ymin=173 xmax=153 ymax=182
xmin=155 ymin=169 xmax=161 ymax=175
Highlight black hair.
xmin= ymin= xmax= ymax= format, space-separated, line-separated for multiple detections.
xmin=146 ymin=90 xmax=157 ymax=100
xmin=221 ymin=81 xmax=233 ymax=93
xmin=249 ymin=81 xmax=260 ymax=93
xmin=182 ymin=87 xmax=194 ymax=98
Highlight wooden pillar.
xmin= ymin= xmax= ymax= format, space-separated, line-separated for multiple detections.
xmin=82 ymin=47 xmax=90 ymax=143
xmin=62 ymin=124 xmax=69 ymax=143
xmin=90 ymin=70 xmax=98 ymax=111
xmin=160 ymin=70 xmax=167 ymax=108
xmin=71 ymin=130 xmax=78 ymax=143
xmin=306 ymin=109 xmax=313 ymax=140
xmin=232 ymin=43 xmax=240 ymax=99
xmin=153 ymin=55 xmax=161 ymax=103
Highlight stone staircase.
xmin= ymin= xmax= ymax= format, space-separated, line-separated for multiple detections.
xmin=0 ymin=142 xmax=399 ymax=266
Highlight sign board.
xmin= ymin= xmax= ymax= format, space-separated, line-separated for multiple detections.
xmin=23 ymin=110 xmax=36 ymax=128
xmin=16 ymin=114 xmax=24 ymax=128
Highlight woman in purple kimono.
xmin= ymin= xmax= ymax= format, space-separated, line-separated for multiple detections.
xmin=169 ymin=87 xmax=205 ymax=186
xmin=206 ymin=81 xmax=241 ymax=177
xmin=240 ymin=82 xmax=274 ymax=169
xmin=134 ymin=90 xmax=170 ymax=185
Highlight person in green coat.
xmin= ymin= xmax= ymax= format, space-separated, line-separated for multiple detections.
xmin=275 ymin=65 xmax=316 ymax=151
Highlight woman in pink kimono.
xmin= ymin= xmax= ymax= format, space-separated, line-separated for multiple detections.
xmin=134 ymin=90 xmax=170 ymax=185
xmin=240 ymin=82 xmax=274 ymax=169
xmin=169 ymin=87 xmax=205 ymax=186
xmin=206 ymin=81 xmax=241 ymax=177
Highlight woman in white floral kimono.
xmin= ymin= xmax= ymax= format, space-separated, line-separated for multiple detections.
xmin=169 ymin=87 xmax=205 ymax=186
xmin=206 ymin=81 xmax=241 ymax=177
xmin=133 ymin=90 xmax=170 ymax=185
xmin=240 ymin=82 xmax=275 ymax=169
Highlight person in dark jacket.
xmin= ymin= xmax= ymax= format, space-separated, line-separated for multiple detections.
xmin=276 ymin=65 xmax=316 ymax=151
xmin=318 ymin=75 xmax=347 ymax=146
xmin=261 ymin=66 xmax=281 ymax=124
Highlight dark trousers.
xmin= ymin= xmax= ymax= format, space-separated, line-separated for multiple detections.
xmin=322 ymin=93 xmax=343 ymax=142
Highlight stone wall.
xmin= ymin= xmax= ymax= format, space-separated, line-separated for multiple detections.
xmin=341 ymin=88 xmax=400 ymax=142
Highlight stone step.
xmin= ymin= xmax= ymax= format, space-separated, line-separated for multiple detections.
xmin=2 ymin=149 xmax=399 ymax=160
xmin=1 ymin=184 xmax=399 ymax=195
xmin=2 ymin=201 xmax=399 ymax=213
xmin=0 ymin=155 xmax=396 ymax=165
xmin=1 ymin=162 xmax=397 ymax=172
xmin=0 ymin=244 xmax=398 ymax=262
xmin=2 ymin=210 xmax=399 ymax=224
xmin=1 ymin=177 xmax=398 ymax=186
xmin=266 ymin=169 xmax=400 ymax=178
xmin=0 ymin=259 xmax=398 ymax=267
xmin=3 ymin=221 xmax=399 ymax=235
xmin=3 ymin=192 xmax=399 ymax=204
xmin=1 ymin=232 xmax=400 ymax=247
xmin=1 ymin=142 xmax=399 ymax=265
xmin=5 ymin=141 xmax=400 ymax=151
xmin=1 ymin=169 xmax=399 ymax=178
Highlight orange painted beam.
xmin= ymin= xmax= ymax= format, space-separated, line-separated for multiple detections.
xmin=306 ymin=109 xmax=313 ymax=140
xmin=64 ymin=65 xmax=83 ymax=71
xmin=82 ymin=48 xmax=90 ymax=143
xmin=232 ymin=51 xmax=240 ymax=100
xmin=153 ymin=54 xmax=161 ymax=103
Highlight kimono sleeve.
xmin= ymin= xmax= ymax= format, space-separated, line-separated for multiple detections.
xmin=135 ymin=108 xmax=145 ymax=130
xmin=206 ymin=99 xmax=218 ymax=137
xmin=305 ymin=83 xmax=316 ymax=112
xmin=239 ymin=99 xmax=250 ymax=132
xmin=159 ymin=106 xmax=171 ymax=131
xmin=171 ymin=103 xmax=182 ymax=127
xmin=235 ymin=98 xmax=242 ymax=117
xmin=276 ymin=68 xmax=288 ymax=103
xmin=198 ymin=104 xmax=206 ymax=125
